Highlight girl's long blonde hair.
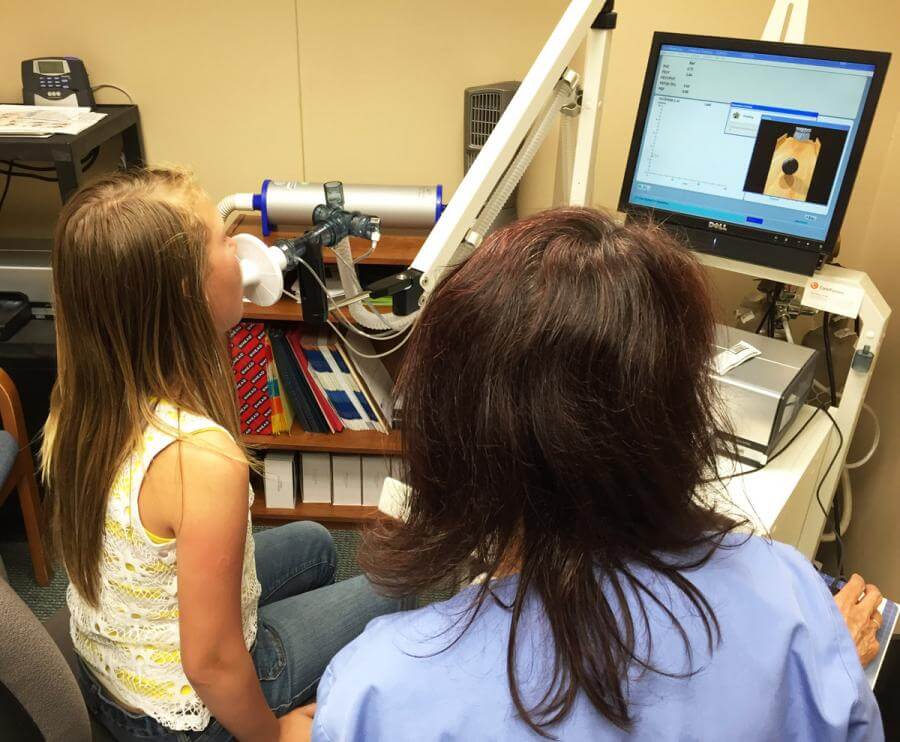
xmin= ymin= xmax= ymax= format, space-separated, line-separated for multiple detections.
xmin=42 ymin=167 xmax=247 ymax=605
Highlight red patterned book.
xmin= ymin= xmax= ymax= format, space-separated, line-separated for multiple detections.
xmin=228 ymin=321 xmax=273 ymax=435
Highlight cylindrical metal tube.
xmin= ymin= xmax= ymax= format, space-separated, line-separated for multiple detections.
xmin=261 ymin=182 xmax=443 ymax=230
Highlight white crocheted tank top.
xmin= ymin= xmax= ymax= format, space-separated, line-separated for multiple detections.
xmin=67 ymin=401 xmax=261 ymax=732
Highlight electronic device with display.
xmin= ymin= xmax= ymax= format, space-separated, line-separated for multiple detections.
xmin=22 ymin=57 xmax=94 ymax=107
xmin=619 ymin=33 xmax=890 ymax=274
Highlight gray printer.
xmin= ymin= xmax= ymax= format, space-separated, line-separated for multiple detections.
xmin=712 ymin=324 xmax=819 ymax=465
xmin=0 ymin=237 xmax=53 ymax=308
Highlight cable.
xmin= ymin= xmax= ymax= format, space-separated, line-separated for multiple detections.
xmin=0 ymin=160 xmax=13 ymax=217
xmin=90 ymin=84 xmax=135 ymax=104
xmin=0 ymin=147 xmax=101 ymax=184
xmin=1 ymin=170 xmax=58 ymax=183
xmin=351 ymin=238 xmax=378 ymax=265
xmin=822 ymin=312 xmax=838 ymax=408
xmin=810 ymin=381 xmax=879 ymax=470
xmin=769 ymin=284 xmax=783 ymax=338
xmin=327 ymin=319 xmax=412 ymax=360
xmin=816 ymin=407 xmax=846 ymax=577
xmin=1 ymin=146 xmax=100 ymax=171
xmin=2 ymin=161 xmax=56 ymax=172
xmin=782 ymin=317 xmax=794 ymax=344
xmin=845 ymin=403 xmax=880 ymax=469
xmin=754 ymin=303 xmax=773 ymax=335
xmin=820 ymin=468 xmax=852 ymax=542
xmin=283 ymin=275 xmax=413 ymax=359
xmin=717 ymin=405 xmax=823 ymax=483
xmin=289 ymin=258 xmax=409 ymax=343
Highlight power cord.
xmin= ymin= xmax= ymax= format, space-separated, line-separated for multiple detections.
xmin=817 ymin=407 xmax=846 ymax=578
xmin=0 ymin=146 xmax=100 ymax=183
xmin=0 ymin=161 xmax=13 ymax=215
xmin=822 ymin=312 xmax=838 ymax=407
xmin=717 ymin=404 xmax=822 ymax=482
xmin=0 ymin=147 xmax=101 ymax=219
xmin=720 ymin=403 xmax=847 ymax=576
xmin=327 ymin=320 xmax=413 ymax=360
xmin=90 ymin=84 xmax=134 ymax=104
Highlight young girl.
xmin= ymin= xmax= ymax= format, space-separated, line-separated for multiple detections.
xmin=42 ymin=167 xmax=400 ymax=741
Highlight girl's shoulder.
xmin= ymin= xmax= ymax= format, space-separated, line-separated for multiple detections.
xmin=151 ymin=399 xmax=232 ymax=440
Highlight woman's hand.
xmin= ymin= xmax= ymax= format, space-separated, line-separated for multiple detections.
xmin=833 ymin=573 xmax=882 ymax=667
xmin=278 ymin=707 xmax=314 ymax=741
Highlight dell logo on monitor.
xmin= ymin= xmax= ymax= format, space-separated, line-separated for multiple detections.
xmin=709 ymin=221 xmax=728 ymax=232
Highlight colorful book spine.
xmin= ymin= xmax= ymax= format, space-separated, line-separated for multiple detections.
xmin=268 ymin=327 xmax=328 ymax=434
xmin=286 ymin=329 xmax=343 ymax=434
xmin=299 ymin=331 xmax=372 ymax=431
xmin=326 ymin=340 xmax=385 ymax=433
xmin=265 ymin=334 xmax=293 ymax=435
xmin=228 ymin=321 xmax=273 ymax=436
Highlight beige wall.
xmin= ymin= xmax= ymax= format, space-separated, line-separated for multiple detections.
xmin=0 ymin=0 xmax=304 ymax=235
xmin=1 ymin=2 xmax=899 ymax=587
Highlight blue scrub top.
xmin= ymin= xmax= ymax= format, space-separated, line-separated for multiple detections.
xmin=313 ymin=535 xmax=882 ymax=741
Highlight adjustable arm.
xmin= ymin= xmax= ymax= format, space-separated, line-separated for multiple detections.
xmin=408 ymin=0 xmax=612 ymax=299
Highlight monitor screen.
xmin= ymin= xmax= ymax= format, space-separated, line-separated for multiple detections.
xmin=619 ymin=34 xmax=889 ymax=269
xmin=37 ymin=60 xmax=65 ymax=74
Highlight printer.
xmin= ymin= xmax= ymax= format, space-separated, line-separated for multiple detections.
xmin=0 ymin=237 xmax=53 ymax=309
xmin=712 ymin=324 xmax=819 ymax=465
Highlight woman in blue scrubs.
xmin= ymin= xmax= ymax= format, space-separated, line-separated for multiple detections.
xmin=312 ymin=208 xmax=883 ymax=741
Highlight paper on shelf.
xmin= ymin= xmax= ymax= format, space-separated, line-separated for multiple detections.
xmin=0 ymin=105 xmax=106 ymax=137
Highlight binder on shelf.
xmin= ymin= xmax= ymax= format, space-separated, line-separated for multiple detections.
xmin=264 ymin=451 xmax=298 ymax=509
xmin=301 ymin=452 xmax=332 ymax=503
xmin=265 ymin=334 xmax=294 ymax=435
xmin=362 ymin=455 xmax=392 ymax=506
xmin=326 ymin=338 xmax=387 ymax=433
xmin=300 ymin=331 xmax=378 ymax=432
xmin=229 ymin=321 xmax=273 ymax=436
xmin=343 ymin=338 xmax=394 ymax=431
xmin=332 ymin=455 xmax=363 ymax=506
xmin=285 ymin=329 xmax=344 ymax=433
xmin=269 ymin=328 xmax=329 ymax=434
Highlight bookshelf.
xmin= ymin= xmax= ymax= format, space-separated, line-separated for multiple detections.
xmin=250 ymin=497 xmax=380 ymax=529
xmin=231 ymin=214 xmax=417 ymax=527
xmin=244 ymin=423 xmax=402 ymax=455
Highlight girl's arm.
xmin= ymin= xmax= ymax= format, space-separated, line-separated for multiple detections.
xmin=147 ymin=431 xmax=285 ymax=741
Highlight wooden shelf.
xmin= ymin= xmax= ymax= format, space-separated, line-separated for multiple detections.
xmin=251 ymin=499 xmax=380 ymax=529
xmin=242 ymin=297 xmax=302 ymax=322
xmin=243 ymin=422 xmax=401 ymax=455
xmin=241 ymin=297 xmax=394 ymax=322
xmin=228 ymin=214 xmax=427 ymax=266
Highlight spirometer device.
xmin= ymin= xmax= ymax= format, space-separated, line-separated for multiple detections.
xmin=712 ymin=325 xmax=819 ymax=465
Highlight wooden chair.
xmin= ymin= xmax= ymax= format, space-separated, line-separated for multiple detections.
xmin=0 ymin=368 xmax=50 ymax=586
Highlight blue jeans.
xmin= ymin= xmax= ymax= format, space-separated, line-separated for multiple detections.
xmin=78 ymin=521 xmax=404 ymax=741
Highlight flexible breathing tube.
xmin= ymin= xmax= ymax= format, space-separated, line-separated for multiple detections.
xmin=332 ymin=237 xmax=416 ymax=332
xmin=217 ymin=193 xmax=255 ymax=222
xmin=555 ymin=106 xmax=578 ymax=205
xmin=474 ymin=78 xmax=574 ymax=236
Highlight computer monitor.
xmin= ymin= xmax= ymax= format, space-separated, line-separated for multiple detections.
xmin=619 ymin=33 xmax=890 ymax=275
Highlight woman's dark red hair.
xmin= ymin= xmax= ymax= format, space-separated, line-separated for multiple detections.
xmin=360 ymin=207 xmax=743 ymax=736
